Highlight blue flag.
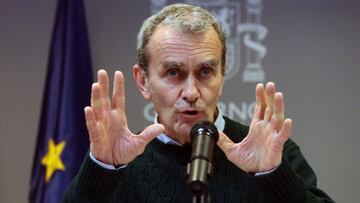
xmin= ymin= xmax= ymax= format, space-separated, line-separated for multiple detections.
xmin=29 ymin=0 xmax=92 ymax=202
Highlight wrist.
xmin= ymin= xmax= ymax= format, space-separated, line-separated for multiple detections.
xmin=89 ymin=151 xmax=127 ymax=170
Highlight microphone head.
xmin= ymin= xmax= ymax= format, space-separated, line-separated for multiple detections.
xmin=190 ymin=121 xmax=219 ymax=142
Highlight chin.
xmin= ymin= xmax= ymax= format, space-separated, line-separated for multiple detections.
xmin=171 ymin=122 xmax=192 ymax=137
xmin=178 ymin=122 xmax=193 ymax=133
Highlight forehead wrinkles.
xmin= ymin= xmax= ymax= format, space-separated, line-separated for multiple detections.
xmin=147 ymin=26 xmax=222 ymax=68
xmin=150 ymin=37 xmax=221 ymax=62
xmin=161 ymin=38 xmax=217 ymax=51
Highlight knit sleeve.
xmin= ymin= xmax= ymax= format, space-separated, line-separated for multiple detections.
xmin=252 ymin=140 xmax=335 ymax=203
xmin=62 ymin=152 xmax=123 ymax=203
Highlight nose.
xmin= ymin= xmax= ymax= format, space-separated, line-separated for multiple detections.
xmin=181 ymin=75 xmax=200 ymax=104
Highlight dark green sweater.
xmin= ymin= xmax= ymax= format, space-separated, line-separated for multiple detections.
xmin=63 ymin=117 xmax=334 ymax=202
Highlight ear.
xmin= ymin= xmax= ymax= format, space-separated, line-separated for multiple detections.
xmin=133 ymin=64 xmax=151 ymax=100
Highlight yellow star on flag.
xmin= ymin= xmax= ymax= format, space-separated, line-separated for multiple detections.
xmin=41 ymin=139 xmax=66 ymax=182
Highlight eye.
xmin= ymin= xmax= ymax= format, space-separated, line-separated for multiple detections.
xmin=199 ymin=67 xmax=213 ymax=78
xmin=167 ymin=68 xmax=179 ymax=78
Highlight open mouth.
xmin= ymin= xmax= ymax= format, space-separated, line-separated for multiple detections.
xmin=184 ymin=110 xmax=198 ymax=115
xmin=178 ymin=110 xmax=204 ymax=121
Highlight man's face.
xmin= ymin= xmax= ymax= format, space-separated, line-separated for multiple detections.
xmin=139 ymin=25 xmax=224 ymax=144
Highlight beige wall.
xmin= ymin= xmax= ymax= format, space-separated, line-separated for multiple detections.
xmin=1 ymin=0 xmax=359 ymax=202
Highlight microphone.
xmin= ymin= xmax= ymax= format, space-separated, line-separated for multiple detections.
xmin=187 ymin=121 xmax=219 ymax=197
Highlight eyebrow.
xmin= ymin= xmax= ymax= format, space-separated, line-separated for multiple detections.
xmin=200 ymin=59 xmax=220 ymax=67
xmin=160 ymin=61 xmax=183 ymax=69
xmin=159 ymin=58 xmax=220 ymax=69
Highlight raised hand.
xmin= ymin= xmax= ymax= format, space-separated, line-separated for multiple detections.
xmin=84 ymin=70 xmax=164 ymax=166
xmin=217 ymin=82 xmax=292 ymax=173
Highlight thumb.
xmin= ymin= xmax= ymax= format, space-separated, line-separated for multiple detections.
xmin=138 ymin=124 xmax=165 ymax=144
xmin=217 ymin=131 xmax=236 ymax=155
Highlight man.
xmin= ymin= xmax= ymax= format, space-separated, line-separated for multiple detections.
xmin=63 ymin=3 xmax=334 ymax=202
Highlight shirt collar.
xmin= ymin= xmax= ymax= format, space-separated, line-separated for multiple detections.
xmin=155 ymin=107 xmax=225 ymax=146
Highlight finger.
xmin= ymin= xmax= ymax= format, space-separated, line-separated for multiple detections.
xmin=271 ymin=92 xmax=285 ymax=132
xmin=138 ymin=124 xmax=165 ymax=144
xmin=277 ymin=118 xmax=292 ymax=145
xmin=252 ymin=83 xmax=265 ymax=120
xmin=84 ymin=106 xmax=99 ymax=141
xmin=264 ymin=82 xmax=275 ymax=121
xmin=91 ymin=83 xmax=103 ymax=120
xmin=217 ymin=131 xmax=236 ymax=156
xmin=112 ymin=71 xmax=125 ymax=111
xmin=98 ymin=69 xmax=111 ymax=111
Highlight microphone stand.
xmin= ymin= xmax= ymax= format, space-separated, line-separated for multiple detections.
xmin=192 ymin=193 xmax=210 ymax=203
xmin=187 ymin=160 xmax=212 ymax=203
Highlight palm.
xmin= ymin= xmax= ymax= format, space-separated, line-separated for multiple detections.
xmin=85 ymin=70 xmax=164 ymax=166
xmin=90 ymin=109 xmax=134 ymax=165
xmin=222 ymin=119 xmax=287 ymax=173
xmin=217 ymin=82 xmax=292 ymax=173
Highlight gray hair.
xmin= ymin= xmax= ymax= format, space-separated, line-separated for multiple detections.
xmin=136 ymin=3 xmax=227 ymax=75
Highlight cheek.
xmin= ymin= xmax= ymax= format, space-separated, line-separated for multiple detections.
xmin=150 ymin=87 xmax=179 ymax=116
xmin=202 ymin=83 xmax=222 ymax=104
xmin=151 ymin=88 xmax=177 ymax=105
xmin=151 ymin=76 xmax=184 ymax=99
